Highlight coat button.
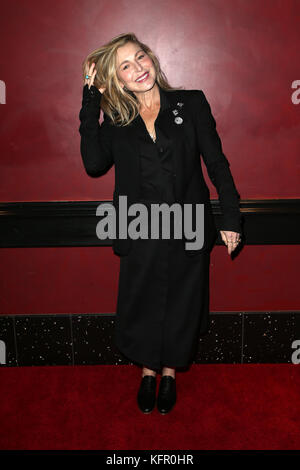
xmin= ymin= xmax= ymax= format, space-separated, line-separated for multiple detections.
xmin=173 ymin=173 xmax=176 ymax=177
xmin=159 ymin=147 xmax=164 ymax=153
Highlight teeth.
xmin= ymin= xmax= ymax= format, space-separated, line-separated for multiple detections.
xmin=136 ymin=72 xmax=148 ymax=82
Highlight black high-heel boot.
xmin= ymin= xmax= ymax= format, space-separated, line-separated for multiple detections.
xmin=137 ymin=375 xmax=157 ymax=413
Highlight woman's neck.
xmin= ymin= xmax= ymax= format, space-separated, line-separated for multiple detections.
xmin=134 ymin=83 xmax=160 ymax=113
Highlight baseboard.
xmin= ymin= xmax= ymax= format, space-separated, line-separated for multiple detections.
xmin=0 ymin=311 xmax=299 ymax=367
xmin=0 ymin=199 xmax=299 ymax=247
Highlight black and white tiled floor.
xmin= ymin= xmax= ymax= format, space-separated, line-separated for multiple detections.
xmin=0 ymin=312 xmax=299 ymax=367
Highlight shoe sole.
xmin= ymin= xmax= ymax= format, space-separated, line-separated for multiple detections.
xmin=138 ymin=402 xmax=156 ymax=414
xmin=139 ymin=408 xmax=154 ymax=414
xmin=157 ymin=405 xmax=175 ymax=415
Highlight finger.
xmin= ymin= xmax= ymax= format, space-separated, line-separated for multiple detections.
xmin=220 ymin=232 xmax=228 ymax=245
xmin=231 ymin=240 xmax=239 ymax=252
xmin=90 ymin=68 xmax=97 ymax=87
xmin=84 ymin=62 xmax=92 ymax=78
xmin=89 ymin=62 xmax=95 ymax=75
xmin=222 ymin=237 xmax=228 ymax=246
xmin=88 ymin=68 xmax=97 ymax=89
xmin=83 ymin=64 xmax=89 ymax=84
xmin=227 ymin=239 xmax=235 ymax=254
xmin=84 ymin=62 xmax=95 ymax=87
xmin=84 ymin=65 xmax=91 ymax=85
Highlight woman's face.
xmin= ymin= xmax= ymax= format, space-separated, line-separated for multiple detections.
xmin=116 ymin=42 xmax=156 ymax=94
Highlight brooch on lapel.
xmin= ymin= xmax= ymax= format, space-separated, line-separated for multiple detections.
xmin=174 ymin=116 xmax=183 ymax=124
xmin=172 ymin=101 xmax=184 ymax=125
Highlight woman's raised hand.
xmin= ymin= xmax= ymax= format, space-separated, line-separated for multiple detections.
xmin=84 ymin=62 xmax=106 ymax=93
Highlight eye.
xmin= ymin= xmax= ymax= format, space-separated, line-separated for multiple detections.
xmin=122 ymin=54 xmax=145 ymax=70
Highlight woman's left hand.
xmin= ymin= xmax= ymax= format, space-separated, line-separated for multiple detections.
xmin=220 ymin=230 xmax=241 ymax=255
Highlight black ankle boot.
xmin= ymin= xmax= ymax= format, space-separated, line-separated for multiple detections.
xmin=137 ymin=375 xmax=157 ymax=413
xmin=157 ymin=375 xmax=176 ymax=414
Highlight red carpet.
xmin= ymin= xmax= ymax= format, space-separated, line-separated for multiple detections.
xmin=0 ymin=364 xmax=299 ymax=450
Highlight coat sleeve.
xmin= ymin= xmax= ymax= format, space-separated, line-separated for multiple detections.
xmin=78 ymin=84 xmax=114 ymax=176
xmin=194 ymin=90 xmax=242 ymax=234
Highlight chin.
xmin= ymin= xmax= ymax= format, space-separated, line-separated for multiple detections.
xmin=131 ymin=78 xmax=156 ymax=93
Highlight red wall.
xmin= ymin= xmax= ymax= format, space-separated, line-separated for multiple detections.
xmin=0 ymin=0 xmax=299 ymax=314
xmin=0 ymin=246 xmax=298 ymax=314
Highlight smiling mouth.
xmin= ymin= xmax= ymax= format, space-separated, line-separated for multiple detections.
xmin=135 ymin=72 xmax=149 ymax=82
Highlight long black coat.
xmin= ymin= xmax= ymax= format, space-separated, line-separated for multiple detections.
xmin=79 ymin=83 xmax=242 ymax=370
xmin=79 ymin=84 xmax=242 ymax=257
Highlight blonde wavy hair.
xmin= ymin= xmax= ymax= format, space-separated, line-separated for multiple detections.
xmin=81 ymin=32 xmax=182 ymax=126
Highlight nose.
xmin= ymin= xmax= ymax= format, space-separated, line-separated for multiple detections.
xmin=134 ymin=61 xmax=143 ymax=72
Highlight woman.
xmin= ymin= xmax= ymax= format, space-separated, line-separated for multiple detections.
xmin=79 ymin=33 xmax=242 ymax=415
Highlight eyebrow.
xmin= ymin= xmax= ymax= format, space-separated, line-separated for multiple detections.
xmin=118 ymin=49 xmax=144 ymax=68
